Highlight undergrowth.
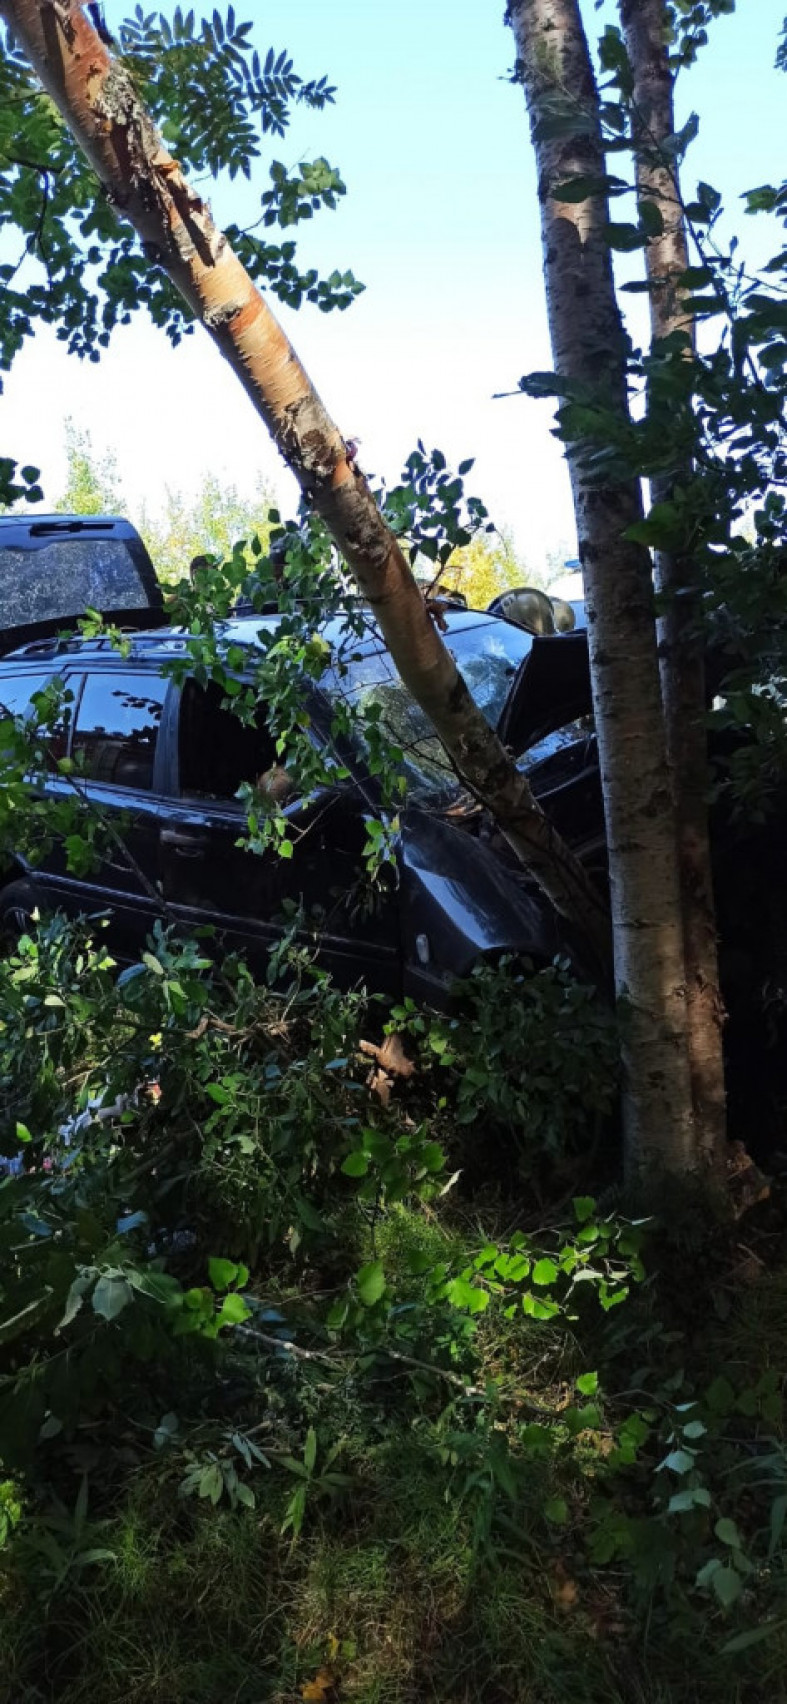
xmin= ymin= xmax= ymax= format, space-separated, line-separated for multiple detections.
xmin=0 ymin=916 xmax=785 ymax=1704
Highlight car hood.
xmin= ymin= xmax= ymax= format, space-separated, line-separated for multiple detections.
xmin=496 ymin=629 xmax=592 ymax=754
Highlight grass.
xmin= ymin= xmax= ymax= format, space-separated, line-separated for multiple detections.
xmin=1 ymin=935 xmax=786 ymax=1704
xmin=3 ymin=1229 xmax=787 ymax=1704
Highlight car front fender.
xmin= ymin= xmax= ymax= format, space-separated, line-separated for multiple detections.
xmin=397 ymin=809 xmax=586 ymax=1002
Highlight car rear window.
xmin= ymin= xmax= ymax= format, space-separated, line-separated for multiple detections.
xmin=72 ymin=671 xmax=167 ymax=791
xmin=0 ymin=535 xmax=156 ymax=630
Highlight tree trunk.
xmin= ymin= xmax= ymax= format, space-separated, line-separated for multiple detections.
xmin=508 ymin=0 xmax=697 ymax=1172
xmin=0 ymin=0 xmax=610 ymax=957
xmin=620 ymin=0 xmax=726 ymax=1166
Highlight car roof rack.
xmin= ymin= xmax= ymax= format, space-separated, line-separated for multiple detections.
xmin=6 ymin=625 xmax=185 ymax=661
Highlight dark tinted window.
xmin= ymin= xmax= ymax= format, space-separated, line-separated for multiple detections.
xmin=73 ymin=671 xmax=166 ymax=791
xmin=178 ymin=680 xmax=276 ymax=800
xmin=0 ymin=670 xmax=75 ymax=764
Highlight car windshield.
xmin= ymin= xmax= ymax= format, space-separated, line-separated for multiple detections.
xmin=323 ymin=618 xmax=533 ymax=800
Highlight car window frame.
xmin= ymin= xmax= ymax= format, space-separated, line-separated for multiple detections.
xmin=69 ymin=662 xmax=173 ymax=798
xmin=167 ymin=673 xmax=339 ymax=816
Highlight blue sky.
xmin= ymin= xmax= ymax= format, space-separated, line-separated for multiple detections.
xmin=4 ymin=0 xmax=785 ymax=570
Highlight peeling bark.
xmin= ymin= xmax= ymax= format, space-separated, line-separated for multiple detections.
xmin=509 ymin=0 xmax=697 ymax=1172
xmin=621 ymin=0 xmax=726 ymax=1166
xmin=1 ymin=0 xmax=610 ymax=959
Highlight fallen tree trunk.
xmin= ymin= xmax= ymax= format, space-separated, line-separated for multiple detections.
xmin=0 ymin=0 xmax=610 ymax=957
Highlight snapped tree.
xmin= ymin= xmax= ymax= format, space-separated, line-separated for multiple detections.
xmin=0 ymin=0 xmax=608 ymax=955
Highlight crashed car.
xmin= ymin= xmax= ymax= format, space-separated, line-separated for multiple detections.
xmin=0 ymin=521 xmax=783 ymax=1070
xmin=0 ymin=602 xmax=597 ymax=1000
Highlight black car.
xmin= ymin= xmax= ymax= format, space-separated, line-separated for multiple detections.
xmin=0 ymin=606 xmax=601 ymax=1000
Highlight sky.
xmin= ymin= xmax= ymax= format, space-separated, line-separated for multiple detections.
xmin=3 ymin=0 xmax=786 ymax=572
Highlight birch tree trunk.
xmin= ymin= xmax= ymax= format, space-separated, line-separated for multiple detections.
xmin=621 ymin=0 xmax=726 ymax=1166
xmin=0 ymin=0 xmax=612 ymax=957
xmin=508 ymin=0 xmax=697 ymax=1171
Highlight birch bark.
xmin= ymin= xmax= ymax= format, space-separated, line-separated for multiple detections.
xmin=508 ymin=0 xmax=697 ymax=1170
xmin=621 ymin=0 xmax=726 ymax=1164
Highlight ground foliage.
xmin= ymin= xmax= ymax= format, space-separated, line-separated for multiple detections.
xmin=0 ymin=912 xmax=785 ymax=1703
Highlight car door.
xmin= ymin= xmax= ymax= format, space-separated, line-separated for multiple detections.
xmin=159 ymin=677 xmax=401 ymax=991
xmin=59 ymin=665 xmax=170 ymax=950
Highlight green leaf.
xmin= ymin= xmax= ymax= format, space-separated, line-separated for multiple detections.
xmin=722 ymin=1621 xmax=785 ymax=1655
xmin=565 ymin=1403 xmax=602 ymax=1435
xmin=59 ymin=1273 xmax=93 ymax=1329
xmin=683 ymin=1419 xmax=707 ymax=1440
xmin=341 ymin=1151 xmax=370 ymax=1177
xmin=421 ymin=1142 xmax=445 ymax=1173
xmin=199 ymin=1463 xmax=223 ymax=1505
xmin=357 ymin=1260 xmax=385 ymax=1307
xmin=553 ymin=173 xmax=624 ymax=202
xmin=544 ymin=1496 xmax=569 ymax=1525
xmin=0 ymin=1291 xmax=53 ymax=1344
xmin=602 ymin=221 xmax=647 ymax=252
xmin=142 ymin=952 xmax=165 ymax=976
xmin=668 ymin=1486 xmax=712 ymax=1513
xmin=127 ymin=1270 xmax=183 ymax=1308
xmin=218 ymin=1292 xmax=251 ymax=1326
xmin=705 ymin=1376 xmax=735 ymax=1416
xmin=576 ymin=1371 xmax=599 ymax=1396
xmin=638 ymin=199 xmax=665 ymax=238
xmin=713 ymin=1566 xmax=744 ymax=1608
xmin=532 ymin=1258 xmax=558 ymax=1287
xmin=715 ymin=1516 xmax=743 ymax=1548
xmin=208 ymin=1257 xmax=239 ymax=1291
xmin=92 ymin=1275 xmax=133 ymax=1322
xmin=522 ymin=1291 xmax=560 ymax=1320
xmin=660 ymin=1449 xmax=696 ymax=1475
xmin=679 ymin=265 xmax=715 ymax=288
xmin=573 ymin=1196 xmax=595 ymax=1222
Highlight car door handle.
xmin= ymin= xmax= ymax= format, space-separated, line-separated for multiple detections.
xmin=161 ymin=829 xmax=207 ymax=859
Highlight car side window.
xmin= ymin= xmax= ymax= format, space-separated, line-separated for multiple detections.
xmin=178 ymin=679 xmax=279 ymax=802
xmin=72 ymin=671 xmax=166 ymax=791
xmin=0 ymin=670 xmax=75 ymax=765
